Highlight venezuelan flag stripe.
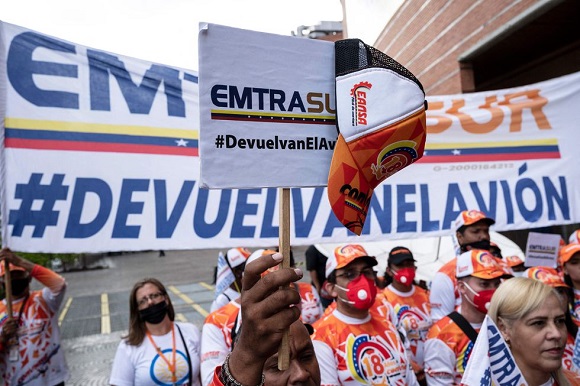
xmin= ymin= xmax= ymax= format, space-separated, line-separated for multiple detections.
xmin=4 ymin=118 xmax=198 ymax=156
xmin=210 ymin=109 xmax=336 ymax=125
xmin=420 ymin=139 xmax=560 ymax=163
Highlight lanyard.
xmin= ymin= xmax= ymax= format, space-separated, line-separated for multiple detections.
xmin=146 ymin=323 xmax=177 ymax=384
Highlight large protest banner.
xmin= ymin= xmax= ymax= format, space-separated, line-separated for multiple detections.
xmin=1 ymin=21 xmax=579 ymax=253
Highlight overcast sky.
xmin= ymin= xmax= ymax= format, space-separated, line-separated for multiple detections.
xmin=2 ymin=0 xmax=343 ymax=70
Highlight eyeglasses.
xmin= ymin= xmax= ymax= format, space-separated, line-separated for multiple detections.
xmin=335 ymin=267 xmax=376 ymax=281
xmin=137 ymin=292 xmax=164 ymax=308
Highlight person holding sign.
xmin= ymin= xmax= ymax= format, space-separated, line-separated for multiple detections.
xmin=0 ymin=248 xmax=69 ymax=386
xmin=311 ymin=244 xmax=418 ymax=385
xmin=561 ymin=243 xmax=580 ymax=328
xmin=424 ymin=249 xmax=510 ymax=385
xmin=209 ymin=250 xmax=320 ymax=385
xmin=488 ymin=277 xmax=580 ymax=385
xmin=110 ymin=278 xmax=202 ymax=386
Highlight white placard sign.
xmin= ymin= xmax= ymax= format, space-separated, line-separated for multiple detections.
xmin=524 ymin=232 xmax=561 ymax=268
xmin=198 ymin=23 xmax=337 ymax=189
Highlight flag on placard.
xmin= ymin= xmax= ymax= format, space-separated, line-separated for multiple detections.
xmin=214 ymin=251 xmax=235 ymax=299
xmin=460 ymin=315 xmax=528 ymax=386
xmin=327 ymin=39 xmax=427 ymax=235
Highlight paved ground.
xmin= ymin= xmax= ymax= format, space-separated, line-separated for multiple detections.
xmin=56 ymin=247 xmax=310 ymax=385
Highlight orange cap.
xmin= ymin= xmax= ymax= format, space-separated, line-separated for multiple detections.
xmin=456 ymin=249 xmax=510 ymax=279
xmin=327 ymin=39 xmax=426 ymax=235
xmin=560 ymin=243 xmax=580 ymax=265
xmin=453 ymin=210 xmax=495 ymax=232
xmin=524 ymin=266 xmax=568 ymax=288
xmin=225 ymin=247 xmax=251 ymax=269
xmin=325 ymin=244 xmax=377 ymax=278
xmin=504 ymin=255 xmax=525 ymax=268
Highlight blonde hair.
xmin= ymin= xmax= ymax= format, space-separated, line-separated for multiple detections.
xmin=488 ymin=277 xmax=570 ymax=386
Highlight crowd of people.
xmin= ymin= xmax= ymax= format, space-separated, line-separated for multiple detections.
xmin=1 ymin=209 xmax=579 ymax=385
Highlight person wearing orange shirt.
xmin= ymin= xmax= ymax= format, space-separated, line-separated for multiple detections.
xmin=209 ymin=250 xmax=320 ymax=386
xmin=429 ymin=210 xmax=495 ymax=322
xmin=424 ymin=249 xmax=510 ymax=385
xmin=0 ymin=248 xmax=69 ymax=386
xmin=382 ymin=246 xmax=431 ymax=384
xmin=311 ymin=244 xmax=418 ymax=385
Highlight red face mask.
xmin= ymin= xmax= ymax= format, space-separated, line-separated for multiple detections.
xmin=463 ymin=282 xmax=495 ymax=314
xmin=335 ymin=275 xmax=377 ymax=310
xmin=393 ymin=267 xmax=416 ymax=285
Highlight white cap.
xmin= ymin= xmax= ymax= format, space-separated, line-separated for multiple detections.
xmin=226 ymin=247 xmax=251 ymax=269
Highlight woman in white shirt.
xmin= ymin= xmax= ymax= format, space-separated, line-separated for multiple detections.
xmin=110 ymin=278 xmax=201 ymax=386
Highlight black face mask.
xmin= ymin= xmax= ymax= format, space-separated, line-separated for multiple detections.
xmin=461 ymin=239 xmax=491 ymax=253
xmin=138 ymin=301 xmax=168 ymax=324
xmin=7 ymin=278 xmax=30 ymax=297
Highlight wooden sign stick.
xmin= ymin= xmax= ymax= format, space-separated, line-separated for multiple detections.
xmin=277 ymin=187 xmax=291 ymax=370
xmin=4 ymin=259 xmax=13 ymax=320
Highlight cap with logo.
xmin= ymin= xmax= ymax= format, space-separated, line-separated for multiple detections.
xmin=453 ymin=210 xmax=495 ymax=232
xmin=559 ymin=243 xmax=580 ymax=265
xmin=226 ymin=247 xmax=251 ymax=269
xmin=325 ymin=244 xmax=377 ymax=278
xmin=456 ymin=249 xmax=510 ymax=279
xmin=388 ymin=247 xmax=415 ymax=266
xmin=504 ymin=255 xmax=525 ymax=268
xmin=327 ymin=39 xmax=427 ymax=236
xmin=524 ymin=266 xmax=568 ymax=288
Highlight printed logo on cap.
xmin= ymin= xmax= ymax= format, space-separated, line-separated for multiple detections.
xmin=525 ymin=266 xmax=567 ymax=287
xmin=328 ymin=39 xmax=426 ymax=236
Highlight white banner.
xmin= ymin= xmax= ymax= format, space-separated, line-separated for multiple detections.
xmin=1 ymin=21 xmax=580 ymax=253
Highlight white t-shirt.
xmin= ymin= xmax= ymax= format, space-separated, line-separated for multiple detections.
xmin=110 ymin=322 xmax=201 ymax=386
xmin=429 ymin=272 xmax=461 ymax=322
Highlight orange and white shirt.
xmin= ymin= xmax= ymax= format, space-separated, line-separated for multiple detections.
xmin=312 ymin=308 xmax=418 ymax=385
xmin=0 ymin=265 xmax=69 ymax=386
xmin=424 ymin=314 xmax=480 ymax=386
xmin=382 ymin=284 xmax=432 ymax=367
xmin=296 ymin=282 xmax=323 ymax=324
xmin=562 ymin=331 xmax=579 ymax=374
xmin=200 ymin=300 xmax=241 ymax=386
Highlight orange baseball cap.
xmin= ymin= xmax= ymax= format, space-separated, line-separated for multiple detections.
xmin=560 ymin=243 xmax=580 ymax=265
xmin=225 ymin=247 xmax=251 ymax=269
xmin=327 ymin=39 xmax=427 ymax=235
xmin=524 ymin=266 xmax=568 ymax=288
xmin=453 ymin=210 xmax=495 ymax=232
xmin=456 ymin=249 xmax=510 ymax=279
xmin=325 ymin=244 xmax=377 ymax=278
xmin=504 ymin=255 xmax=525 ymax=268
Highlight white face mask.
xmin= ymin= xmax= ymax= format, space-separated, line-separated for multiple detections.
xmin=511 ymin=271 xmax=525 ymax=278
